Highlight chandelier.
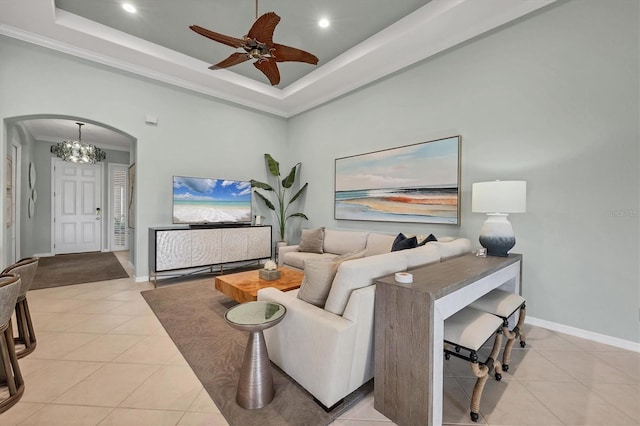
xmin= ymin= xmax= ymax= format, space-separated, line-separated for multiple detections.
xmin=50 ymin=122 xmax=106 ymax=164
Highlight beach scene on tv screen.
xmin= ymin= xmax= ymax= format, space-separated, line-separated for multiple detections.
xmin=173 ymin=177 xmax=252 ymax=224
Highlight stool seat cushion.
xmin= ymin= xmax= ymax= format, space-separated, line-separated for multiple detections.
xmin=444 ymin=307 xmax=503 ymax=351
xmin=469 ymin=289 xmax=525 ymax=318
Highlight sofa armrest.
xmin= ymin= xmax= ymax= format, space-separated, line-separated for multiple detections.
xmin=342 ymin=285 xmax=376 ymax=391
xmin=257 ymin=287 xmax=357 ymax=408
xmin=277 ymin=244 xmax=300 ymax=266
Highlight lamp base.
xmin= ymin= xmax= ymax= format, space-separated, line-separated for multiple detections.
xmin=478 ymin=214 xmax=515 ymax=257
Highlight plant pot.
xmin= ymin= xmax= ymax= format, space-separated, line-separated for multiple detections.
xmin=275 ymin=240 xmax=287 ymax=262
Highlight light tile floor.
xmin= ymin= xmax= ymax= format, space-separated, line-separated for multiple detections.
xmin=0 ymin=251 xmax=638 ymax=425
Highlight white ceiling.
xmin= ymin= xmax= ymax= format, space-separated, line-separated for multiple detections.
xmin=1 ymin=0 xmax=556 ymax=147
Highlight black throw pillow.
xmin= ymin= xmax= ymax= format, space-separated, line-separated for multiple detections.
xmin=418 ymin=233 xmax=438 ymax=246
xmin=391 ymin=233 xmax=418 ymax=251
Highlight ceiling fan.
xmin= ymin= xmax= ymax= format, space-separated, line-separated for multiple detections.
xmin=190 ymin=3 xmax=318 ymax=86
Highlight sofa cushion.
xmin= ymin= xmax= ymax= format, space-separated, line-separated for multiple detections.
xmin=323 ymin=229 xmax=368 ymax=255
xmin=365 ymin=233 xmax=395 ymax=256
xmin=324 ymin=251 xmax=408 ymax=316
xmin=298 ymin=227 xmax=325 ymax=254
xmin=283 ymin=251 xmax=337 ymax=270
xmin=297 ymin=250 xmax=366 ymax=307
xmin=403 ymin=244 xmax=441 ymax=269
xmin=391 ymin=233 xmax=418 ymax=251
xmin=429 ymin=238 xmax=471 ymax=260
xmin=297 ymin=259 xmax=339 ymax=307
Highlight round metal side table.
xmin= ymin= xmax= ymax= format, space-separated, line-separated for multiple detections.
xmin=224 ymin=301 xmax=286 ymax=409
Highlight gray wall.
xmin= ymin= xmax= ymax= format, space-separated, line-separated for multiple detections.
xmin=0 ymin=35 xmax=288 ymax=277
xmin=288 ymin=0 xmax=639 ymax=342
xmin=4 ymin=123 xmax=37 ymax=264
xmin=0 ymin=0 xmax=637 ymax=343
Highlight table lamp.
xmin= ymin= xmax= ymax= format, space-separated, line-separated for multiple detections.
xmin=472 ymin=180 xmax=526 ymax=257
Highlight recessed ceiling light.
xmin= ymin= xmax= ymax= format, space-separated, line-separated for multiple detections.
xmin=122 ymin=3 xmax=137 ymax=14
xmin=318 ymin=18 xmax=330 ymax=28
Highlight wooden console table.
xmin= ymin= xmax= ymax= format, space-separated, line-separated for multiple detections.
xmin=374 ymin=253 xmax=522 ymax=426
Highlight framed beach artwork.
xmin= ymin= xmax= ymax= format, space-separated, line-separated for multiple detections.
xmin=334 ymin=136 xmax=461 ymax=225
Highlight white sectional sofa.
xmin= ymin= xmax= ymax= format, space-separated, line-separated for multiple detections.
xmin=258 ymin=228 xmax=471 ymax=409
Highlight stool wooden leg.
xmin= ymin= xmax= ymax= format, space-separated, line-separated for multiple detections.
xmin=469 ymin=362 xmax=489 ymax=422
xmin=516 ymin=304 xmax=526 ymax=347
xmin=0 ymin=323 xmax=25 ymax=414
xmin=14 ymin=298 xmax=36 ymax=358
xmin=468 ymin=331 xmax=503 ymax=422
xmin=502 ymin=305 xmax=526 ymax=371
xmin=488 ymin=331 xmax=503 ymax=381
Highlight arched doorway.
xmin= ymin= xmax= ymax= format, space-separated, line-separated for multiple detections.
xmin=3 ymin=114 xmax=136 ymax=268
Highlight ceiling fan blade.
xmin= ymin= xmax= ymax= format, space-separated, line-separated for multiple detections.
xmin=210 ymin=52 xmax=250 ymax=69
xmin=247 ymin=12 xmax=280 ymax=47
xmin=254 ymin=58 xmax=281 ymax=86
xmin=272 ymin=43 xmax=319 ymax=65
xmin=190 ymin=25 xmax=246 ymax=49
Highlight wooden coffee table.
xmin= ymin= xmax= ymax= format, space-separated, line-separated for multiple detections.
xmin=215 ymin=267 xmax=304 ymax=303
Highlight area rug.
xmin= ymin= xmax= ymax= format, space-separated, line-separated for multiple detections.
xmin=141 ymin=279 xmax=373 ymax=426
xmin=31 ymin=252 xmax=129 ymax=290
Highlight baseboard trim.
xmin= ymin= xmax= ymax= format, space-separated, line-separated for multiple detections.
xmin=526 ymin=316 xmax=640 ymax=353
xmin=33 ymin=252 xmax=54 ymax=257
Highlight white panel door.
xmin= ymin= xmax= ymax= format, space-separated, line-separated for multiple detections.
xmin=53 ymin=160 xmax=103 ymax=254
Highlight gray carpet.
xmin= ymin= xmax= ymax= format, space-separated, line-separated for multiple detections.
xmin=141 ymin=279 xmax=373 ymax=426
xmin=31 ymin=252 xmax=129 ymax=290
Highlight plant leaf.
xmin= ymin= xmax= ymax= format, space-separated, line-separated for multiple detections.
xmin=286 ymin=212 xmax=308 ymax=221
xmin=265 ymin=153 xmax=280 ymax=177
xmin=253 ymin=191 xmax=276 ymax=211
xmin=282 ymin=163 xmax=300 ymax=189
xmin=250 ymin=179 xmax=274 ymax=191
xmin=289 ymin=182 xmax=308 ymax=203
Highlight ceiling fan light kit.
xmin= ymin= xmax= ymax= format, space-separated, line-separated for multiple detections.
xmin=190 ymin=4 xmax=318 ymax=86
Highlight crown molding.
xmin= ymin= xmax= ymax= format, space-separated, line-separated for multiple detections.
xmin=0 ymin=0 xmax=557 ymax=118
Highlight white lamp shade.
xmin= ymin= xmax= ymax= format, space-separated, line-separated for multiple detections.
xmin=472 ymin=181 xmax=526 ymax=214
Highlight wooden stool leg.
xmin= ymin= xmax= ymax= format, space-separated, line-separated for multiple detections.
xmin=516 ymin=304 xmax=526 ymax=347
xmin=16 ymin=301 xmax=28 ymax=344
xmin=488 ymin=331 xmax=503 ymax=381
xmin=0 ymin=329 xmax=17 ymax=395
xmin=502 ymin=305 xmax=526 ymax=371
xmin=469 ymin=362 xmax=489 ymax=422
xmin=0 ymin=324 xmax=25 ymax=413
xmin=6 ymin=326 xmax=24 ymax=389
xmin=14 ymin=298 xmax=36 ymax=358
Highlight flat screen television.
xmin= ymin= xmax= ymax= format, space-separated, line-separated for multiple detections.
xmin=172 ymin=176 xmax=252 ymax=225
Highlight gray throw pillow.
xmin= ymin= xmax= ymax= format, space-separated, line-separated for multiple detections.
xmin=297 ymin=250 xmax=365 ymax=307
xmin=297 ymin=258 xmax=338 ymax=307
xmin=298 ymin=227 xmax=325 ymax=254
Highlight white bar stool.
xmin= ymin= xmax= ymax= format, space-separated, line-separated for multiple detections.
xmin=444 ymin=306 xmax=504 ymax=422
xmin=469 ymin=289 xmax=526 ymax=373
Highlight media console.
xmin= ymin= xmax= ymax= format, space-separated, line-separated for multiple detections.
xmin=148 ymin=225 xmax=272 ymax=286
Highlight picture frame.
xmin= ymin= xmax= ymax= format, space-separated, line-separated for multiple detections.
xmin=128 ymin=163 xmax=136 ymax=229
xmin=6 ymin=155 xmax=12 ymax=227
xmin=334 ymin=135 xmax=461 ymax=225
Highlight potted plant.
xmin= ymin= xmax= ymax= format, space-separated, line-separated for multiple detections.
xmin=251 ymin=153 xmax=308 ymax=242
